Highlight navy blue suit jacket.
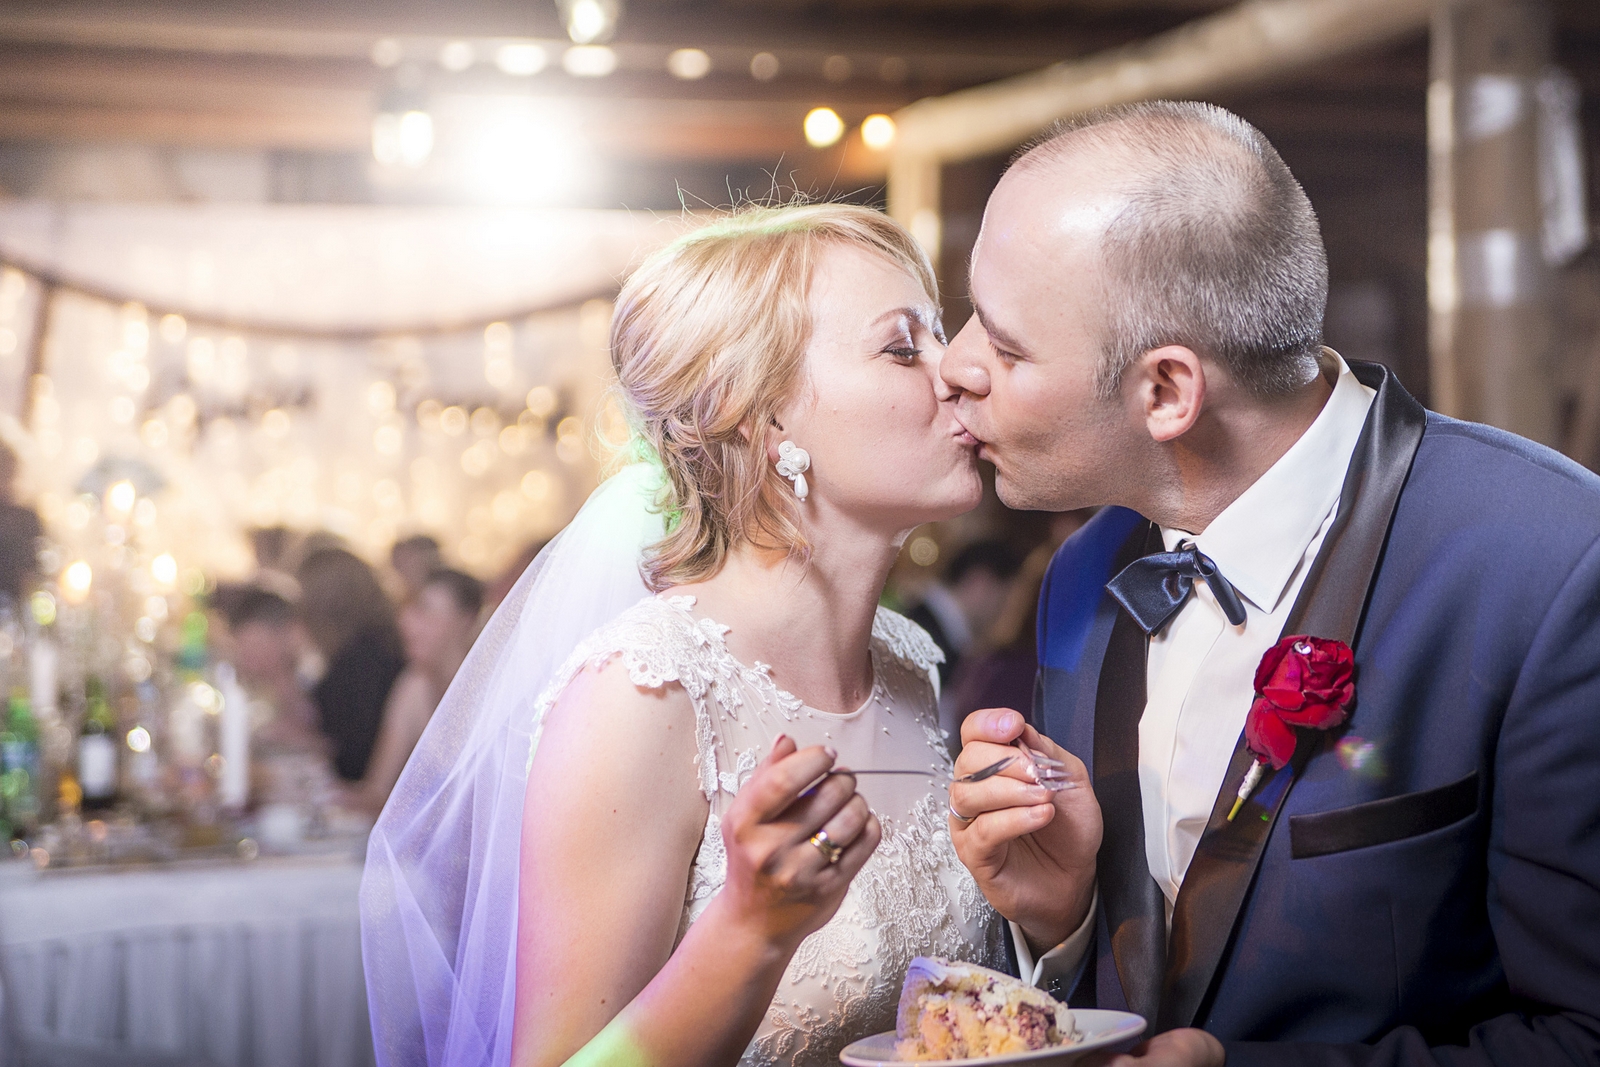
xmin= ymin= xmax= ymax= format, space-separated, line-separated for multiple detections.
xmin=1034 ymin=363 xmax=1600 ymax=1064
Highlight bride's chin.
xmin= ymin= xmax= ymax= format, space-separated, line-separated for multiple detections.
xmin=925 ymin=470 xmax=985 ymax=522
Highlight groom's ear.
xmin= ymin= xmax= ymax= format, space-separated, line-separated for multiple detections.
xmin=1134 ymin=345 xmax=1205 ymax=443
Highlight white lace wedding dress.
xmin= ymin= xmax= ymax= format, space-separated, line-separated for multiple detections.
xmin=534 ymin=594 xmax=1008 ymax=1066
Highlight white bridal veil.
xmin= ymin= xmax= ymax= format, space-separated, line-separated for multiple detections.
xmin=361 ymin=461 xmax=668 ymax=1067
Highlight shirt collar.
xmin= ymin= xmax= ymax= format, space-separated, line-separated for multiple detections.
xmin=1161 ymin=353 xmax=1376 ymax=614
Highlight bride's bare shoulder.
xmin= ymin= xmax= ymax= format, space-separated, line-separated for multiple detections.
xmin=531 ymin=625 xmax=704 ymax=808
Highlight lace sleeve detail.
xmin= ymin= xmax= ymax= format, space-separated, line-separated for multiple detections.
xmin=872 ymin=606 xmax=945 ymax=675
xmin=531 ymin=596 xmax=724 ymax=798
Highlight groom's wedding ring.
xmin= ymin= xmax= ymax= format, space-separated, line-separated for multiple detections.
xmin=808 ymin=830 xmax=844 ymax=865
xmin=947 ymin=803 xmax=974 ymax=825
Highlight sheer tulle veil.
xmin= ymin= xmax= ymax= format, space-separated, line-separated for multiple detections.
xmin=360 ymin=460 xmax=668 ymax=1067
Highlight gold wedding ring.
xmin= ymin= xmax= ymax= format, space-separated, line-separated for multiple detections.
xmin=808 ymin=830 xmax=844 ymax=865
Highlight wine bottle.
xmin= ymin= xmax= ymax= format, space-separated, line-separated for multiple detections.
xmin=78 ymin=675 xmax=118 ymax=811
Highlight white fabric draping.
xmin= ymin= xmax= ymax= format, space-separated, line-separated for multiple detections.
xmin=0 ymin=203 xmax=678 ymax=333
xmin=0 ymin=853 xmax=373 ymax=1067
xmin=0 ymin=204 xmax=694 ymax=579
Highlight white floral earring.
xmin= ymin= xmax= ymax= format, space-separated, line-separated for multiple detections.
xmin=775 ymin=440 xmax=811 ymax=501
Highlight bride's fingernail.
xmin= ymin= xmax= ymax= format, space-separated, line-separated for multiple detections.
xmin=824 ymin=746 xmax=838 ymax=761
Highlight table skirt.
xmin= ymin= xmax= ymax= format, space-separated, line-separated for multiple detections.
xmin=0 ymin=855 xmax=375 ymax=1067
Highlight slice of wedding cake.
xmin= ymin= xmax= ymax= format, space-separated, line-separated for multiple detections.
xmin=895 ymin=957 xmax=1078 ymax=1060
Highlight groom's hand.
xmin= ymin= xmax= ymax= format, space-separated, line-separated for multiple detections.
xmin=949 ymin=709 xmax=1101 ymax=953
xmin=1078 ymin=1029 xmax=1225 ymax=1067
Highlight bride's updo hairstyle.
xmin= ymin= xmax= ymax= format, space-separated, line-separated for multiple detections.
xmin=612 ymin=203 xmax=936 ymax=592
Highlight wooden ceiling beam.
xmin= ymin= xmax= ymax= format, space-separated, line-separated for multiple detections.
xmin=0 ymin=4 xmax=1200 ymax=64
xmin=0 ymin=96 xmax=867 ymax=168
xmin=890 ymin=0 xmax=1434 ymax=164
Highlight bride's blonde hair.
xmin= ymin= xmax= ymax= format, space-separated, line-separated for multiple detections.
xmin=613 ymin=203 xmax=937 ymax=592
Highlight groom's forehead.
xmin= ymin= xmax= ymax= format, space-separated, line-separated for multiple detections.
xmin=975 ymin=170 xmax=1123 ymax=282
xmin=999 ymin=149 xmax=1128 ymax=215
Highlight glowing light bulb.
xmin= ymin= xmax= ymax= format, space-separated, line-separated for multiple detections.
xmin=804 ymin=107 xmax=845 ymax=149
xmin=127 ymin=726 xmax=152 ymax=753
xmin=562 ymin=45 xmax=617 ymax=77
xmin=497 ymin=42 xmax=547 ymax=76
xmin=373 ymin=110 xmax=434 ymax=167
xmin=861 ymin=114 xmax=896 ymax=151
xmin=63 ymin=560 xmax=92 ymax=600
xmin=566 ymin=0 xmax=612 ymax=44
xmin=750 ymin=52 xmax=779 ymax=81
xmin=107 ymin=480 xmax=136 ymax=514
xmin=371 ymin=37 xmax=403 ymax=68
xmin=151 ymin=553 xmax=178 ymax=587
xmin=439 ymin=40 xmax=475 ymax=72
xmin=668 ymin=48 xmax=711 ymax=80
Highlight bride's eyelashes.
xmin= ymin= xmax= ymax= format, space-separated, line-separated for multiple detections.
xmin=880 ymin=323 xmax=944 ymax=365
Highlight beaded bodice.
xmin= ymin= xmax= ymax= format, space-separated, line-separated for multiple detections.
xmin=535 ymin=595 xmax=1006 ymax=1066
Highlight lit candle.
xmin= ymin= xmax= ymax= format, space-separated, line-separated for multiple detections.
xmin=214 ymin=662 xmax=250 ymax=810
xmin=28 ymin=635 xmax=57 ymax=719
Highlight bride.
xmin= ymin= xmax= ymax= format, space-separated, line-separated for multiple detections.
xmin=362 ymin=204 xmax=1012 ymax=1067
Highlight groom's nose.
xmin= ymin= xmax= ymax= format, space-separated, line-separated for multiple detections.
xmin=941 ymin=316 xmax=991 ymax=398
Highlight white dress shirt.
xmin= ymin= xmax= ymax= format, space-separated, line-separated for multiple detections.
xmin=1014 ymin=353 xmax=1375 ymax=984
xmin=1141 ymin=355 xmax=1373 ymax=915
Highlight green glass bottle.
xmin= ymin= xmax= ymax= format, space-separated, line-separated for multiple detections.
xmin=1 ymin=688 xmax=40 ymax=839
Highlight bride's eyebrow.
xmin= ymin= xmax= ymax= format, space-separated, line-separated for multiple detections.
xmin=871 ymin=306 xmax=941 ymax=334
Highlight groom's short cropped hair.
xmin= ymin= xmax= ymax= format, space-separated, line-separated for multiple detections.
xmin=1013 ymin=100 xmax=1328 ymax=399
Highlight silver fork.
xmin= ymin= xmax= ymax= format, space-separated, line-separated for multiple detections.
xmin=827 ymin=738 xmax=1074 ymax=791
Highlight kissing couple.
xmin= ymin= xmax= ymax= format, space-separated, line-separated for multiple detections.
xmin=361 ymin=101 xmax=1600 ymax=1067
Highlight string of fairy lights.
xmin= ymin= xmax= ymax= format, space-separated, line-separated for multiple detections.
xmin=0 ymin=254 xmax=622 ymax=580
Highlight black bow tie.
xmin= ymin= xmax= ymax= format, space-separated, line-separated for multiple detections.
xmin=1106 ymin=541 xmax=1249 ymax=635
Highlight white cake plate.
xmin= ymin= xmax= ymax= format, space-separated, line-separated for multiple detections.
xmin=839 ymin=1009 xmax=1147 ymax=1066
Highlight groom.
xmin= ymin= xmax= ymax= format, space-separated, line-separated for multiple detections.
xmin=941 ymin=101 xmax=1600 ymax=1066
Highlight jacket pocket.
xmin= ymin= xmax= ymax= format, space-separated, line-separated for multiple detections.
xmin=1289 ymin=771 xmax=1479 ymax=859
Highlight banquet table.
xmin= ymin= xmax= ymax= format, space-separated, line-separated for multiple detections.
xmin=0 ymin=848 xmax=376 ymax=1067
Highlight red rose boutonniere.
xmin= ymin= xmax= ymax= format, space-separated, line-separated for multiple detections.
xmin=1228 ymin=635 xmax=1356 ymax=821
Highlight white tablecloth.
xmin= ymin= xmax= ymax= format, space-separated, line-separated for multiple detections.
xmin=0 ymin=852 xmax=375 ymax=1067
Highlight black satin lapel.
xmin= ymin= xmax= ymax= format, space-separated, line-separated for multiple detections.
xmin=1158 ymin=361 xmax=1428 ymax=1031
xmin=1094 ymin=520 xmax=1166 ymax=1023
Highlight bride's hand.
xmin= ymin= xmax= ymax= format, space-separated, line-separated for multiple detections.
xmin=948 ymin=709 xmax=1101 ymax=953
xmin=711 ymin=735 xmax=882 ymax=953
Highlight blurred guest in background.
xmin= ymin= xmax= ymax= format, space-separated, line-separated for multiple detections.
xmin=219 ymin=587 xmax=323 ymax=755
xmin=247 ymin=525 xmax=303 ymax=602
xmin=0 ymin=440 xmax=41 ymax=606
xmin=482 ymin=537 xmax=547 ymax=615
xmin=297 ymin=547 xmax=405 ymax=782
xmin=341 ymin=567 xmax=483 ymax=817
xmin=946 ymin=546 xmax=1050 ymax=755
xmin=941 ymin=514 xmax=1094 ymax=750
xmin=389 ymin=534 xmax=443 ymax=601
xmin=907 ymin=539 xmax=1020 ymax=691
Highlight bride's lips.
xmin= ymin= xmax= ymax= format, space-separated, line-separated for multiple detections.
xmin=951 ymin=412 xmax=983 ymax=450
